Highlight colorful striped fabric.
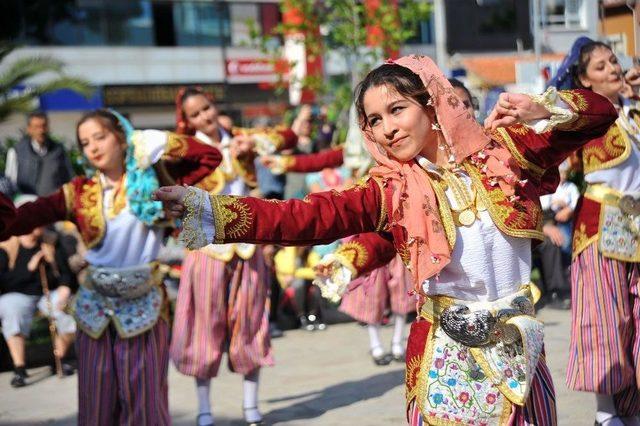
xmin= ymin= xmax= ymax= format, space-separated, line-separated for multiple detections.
xmin=567 ymin=243 xmax=640 ymax=416
xmin=170 ymin=250 xmax=274 ymax=379
xmin=76 ymin=320 xmax=170 ymax=425
xmin=406 ymin=354 xmax=557 ymax=425
xmin=340 ymin=255 xmax=414 ymax=324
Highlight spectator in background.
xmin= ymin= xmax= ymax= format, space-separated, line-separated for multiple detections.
xmin=0 ymin=200 xmax=77 ymax=387
xmin=534 ymin=160 xmax=579 ymax=310
xmin=5 ymin=111 xmax=74 ymax=196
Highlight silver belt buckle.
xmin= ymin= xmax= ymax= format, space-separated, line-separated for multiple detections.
xmin=90 ymin=268 xmax=152 ymax=299
xmin=440 ymin=296 xmax=534 ymax=347
xmin=620 ymin=195 xmax=640 ymax=217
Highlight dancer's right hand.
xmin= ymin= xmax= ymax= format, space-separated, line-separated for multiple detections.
xmin=153 ymin=186 xmax=188 ymax=219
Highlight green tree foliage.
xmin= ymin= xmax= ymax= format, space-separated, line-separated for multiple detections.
xmin=248 ymin=0 xmax=431 ymax=132
xmin=0 ymin=43 xmax=94 ymax=123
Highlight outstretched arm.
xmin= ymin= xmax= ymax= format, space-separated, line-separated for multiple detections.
xmin=485 ymin=88 xmax=617 ymax=174
xmin=155 ymin=177 xmax=387 ymax=249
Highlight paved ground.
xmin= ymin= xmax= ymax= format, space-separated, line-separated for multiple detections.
xmin=0 ymin=307 xmax=593 ymax=425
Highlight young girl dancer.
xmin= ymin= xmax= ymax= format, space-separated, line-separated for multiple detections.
xmin=156 ymin=55 xmax=616 ymax=425
xmin=0 ymin=109 xmax=221 ymax=425
xmin=552 ymin=38 xmax=640 ymax=426
xmin=171 ymin=87 xmax=296 ymax=426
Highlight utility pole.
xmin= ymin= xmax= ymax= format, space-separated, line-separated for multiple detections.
xmin=433 ymin=0 xmax=448 ymax=71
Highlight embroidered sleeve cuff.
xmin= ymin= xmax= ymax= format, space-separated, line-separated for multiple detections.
xmin=131 ymin=130 xmax=169 ymax=169
xmin=180 ymin=186 xmax=216 ymax=250
xmin=269 ymin=155 xmax=295 ymax=175
xmin=526 ymin=86 xmax=577 ymax=134
xmin=312 ymin=254 xmax=353 ymax=304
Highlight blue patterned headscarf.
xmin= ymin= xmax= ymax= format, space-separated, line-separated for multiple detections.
xmin=547 ymin=36 xmax=594 ymax=90
xmin=109 ymin=109 xmax=164 ymax=225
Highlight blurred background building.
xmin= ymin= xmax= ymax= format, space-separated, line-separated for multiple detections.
xmin=0 ymin=0 xmax=635 ymax=143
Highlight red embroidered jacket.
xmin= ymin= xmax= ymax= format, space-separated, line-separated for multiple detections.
xmin=0 ymin=133 xmax=221 ymax=248
xmin=200 ymin=90 xmax=616 ymax=274
xmin=572 ymin=112 xmax=639 ymax=258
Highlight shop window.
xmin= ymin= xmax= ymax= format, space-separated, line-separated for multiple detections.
xmin=173 ymin=2 xmax=231 ymax=46
xmin=543 ymin=0 xmax=585 ymax=29
xmin=1 ymin=0 xmax=154 ymax=46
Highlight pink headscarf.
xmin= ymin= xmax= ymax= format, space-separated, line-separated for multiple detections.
xmin=364 ymin=55 xmax=516 ymax=293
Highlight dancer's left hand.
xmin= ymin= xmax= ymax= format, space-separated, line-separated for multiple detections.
xmin=484 ymin=92 xmax=551 ymax=131
xmin=153 ymin=186 xmax=188 ymax=219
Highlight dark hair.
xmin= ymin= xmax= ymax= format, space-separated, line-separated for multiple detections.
xmin=27 ymin=111 xmax=48 ymax=125
xmin=448 ymin=78 xmax=473 ymax=104
xmin=178 ymin=86 xmax=210 ymax=106
xmin=354 ymin=64 xmax=430 ymax=130
xmin=572 ymin=41 xmax=613 ymax=89
xmin=76 ymin=109 xmax=126 ymax=149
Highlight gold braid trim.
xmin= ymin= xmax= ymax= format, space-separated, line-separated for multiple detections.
xmin=495 ymin=127 xmax=545 ymax=178
xmin=572 ymin=223 xmax=598 ymax=260
xmin=428 ymin=175 xmax=457 ymax=250
xmin=61 ymin=182 xmax=76 ymax=220
xmin=369 ymin=176 xmax=388 ymax=232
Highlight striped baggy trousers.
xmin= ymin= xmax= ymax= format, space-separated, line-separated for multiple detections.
xmin=567 ymin=243 xmax=640 ymax=416
xmin=76 ymin=319 xmax=170 ymax=426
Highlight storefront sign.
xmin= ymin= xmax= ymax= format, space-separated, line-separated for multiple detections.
xmin=103 ymin=84 xmax=225 ymax=107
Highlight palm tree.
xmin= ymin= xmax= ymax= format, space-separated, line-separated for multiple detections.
xmin=0 ymin=43 xmax=94 ymax=123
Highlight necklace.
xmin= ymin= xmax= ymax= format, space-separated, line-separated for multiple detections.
xmin=416 ymin=156 xmax=482 ymax=227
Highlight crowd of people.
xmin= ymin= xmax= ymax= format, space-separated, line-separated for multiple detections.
xmin=0 ymin=36 xmax=638 ymax=426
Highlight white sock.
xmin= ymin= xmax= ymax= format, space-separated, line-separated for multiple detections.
xmin=367 ymin=324 xmax=385 ymax=357
xmin=595 ymin=394 xmax=623 ymax=425
xmin=391 ymin=314 xmax=406 ymax=356
xmin=243 ymin=369 xmax=262 ymax=423
xmin=196 ymin=378 xmax=214 ymax=425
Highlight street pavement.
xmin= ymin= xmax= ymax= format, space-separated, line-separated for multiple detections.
xmin=0 ymin=307 xmax=593 ymax=425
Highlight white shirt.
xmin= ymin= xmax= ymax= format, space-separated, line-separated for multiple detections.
xmin=416 ymin=162 xmax=531 ymax=302
xmin=540 ymin=180 xmax=580 ymax=212
xmin=83 ymin=176 xmax=164 ymax=268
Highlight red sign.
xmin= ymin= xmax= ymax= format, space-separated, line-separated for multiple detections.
xmin=225 ymin=59 xmax=276 ymax=77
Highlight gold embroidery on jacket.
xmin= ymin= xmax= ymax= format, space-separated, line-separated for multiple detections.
xmin=62 ymin=183 xmax=76 ymax=220
xmin=582 ymin=123 xmax=631 ymax=174
xmin=164 ymin=133 xmax=189 ymax=158
xmin=209 ymin=195 xmax=253 ymax=243
xmin=572 ymin=223 xmax=598 ymax=258
xmin=78 ymin=177 xmax=105 ymax=248
xmin=494 ymin=128 xmax=545 ymax=178
xmin=558 ymin=90 xmax=588 ymax=112
xmin=465 ymin=164 xmax=544 ymax=241
xmin=334 ymin=241 xmax=369 ymax=274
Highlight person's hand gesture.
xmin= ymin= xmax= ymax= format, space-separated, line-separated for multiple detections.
xmin=484 ymin=92 xmax=551 ymax=131
xmin=543 ymin=223 xmax=565 ymax=247
xmin=260 ymin=155 xmax=278 ymax=168
xmin=230 ymin=134 xmax=255 ymax=157
xmin=153 ymin=186 xmax=189 ymax=220
xmin=27 ymin=250 xmax=45 ymax=272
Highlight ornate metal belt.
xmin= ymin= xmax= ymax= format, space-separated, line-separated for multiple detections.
xmin=421 ymin=290 xmax=535 ymax=348
xmin=83 ymin=263 xmax=160 ymax=300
